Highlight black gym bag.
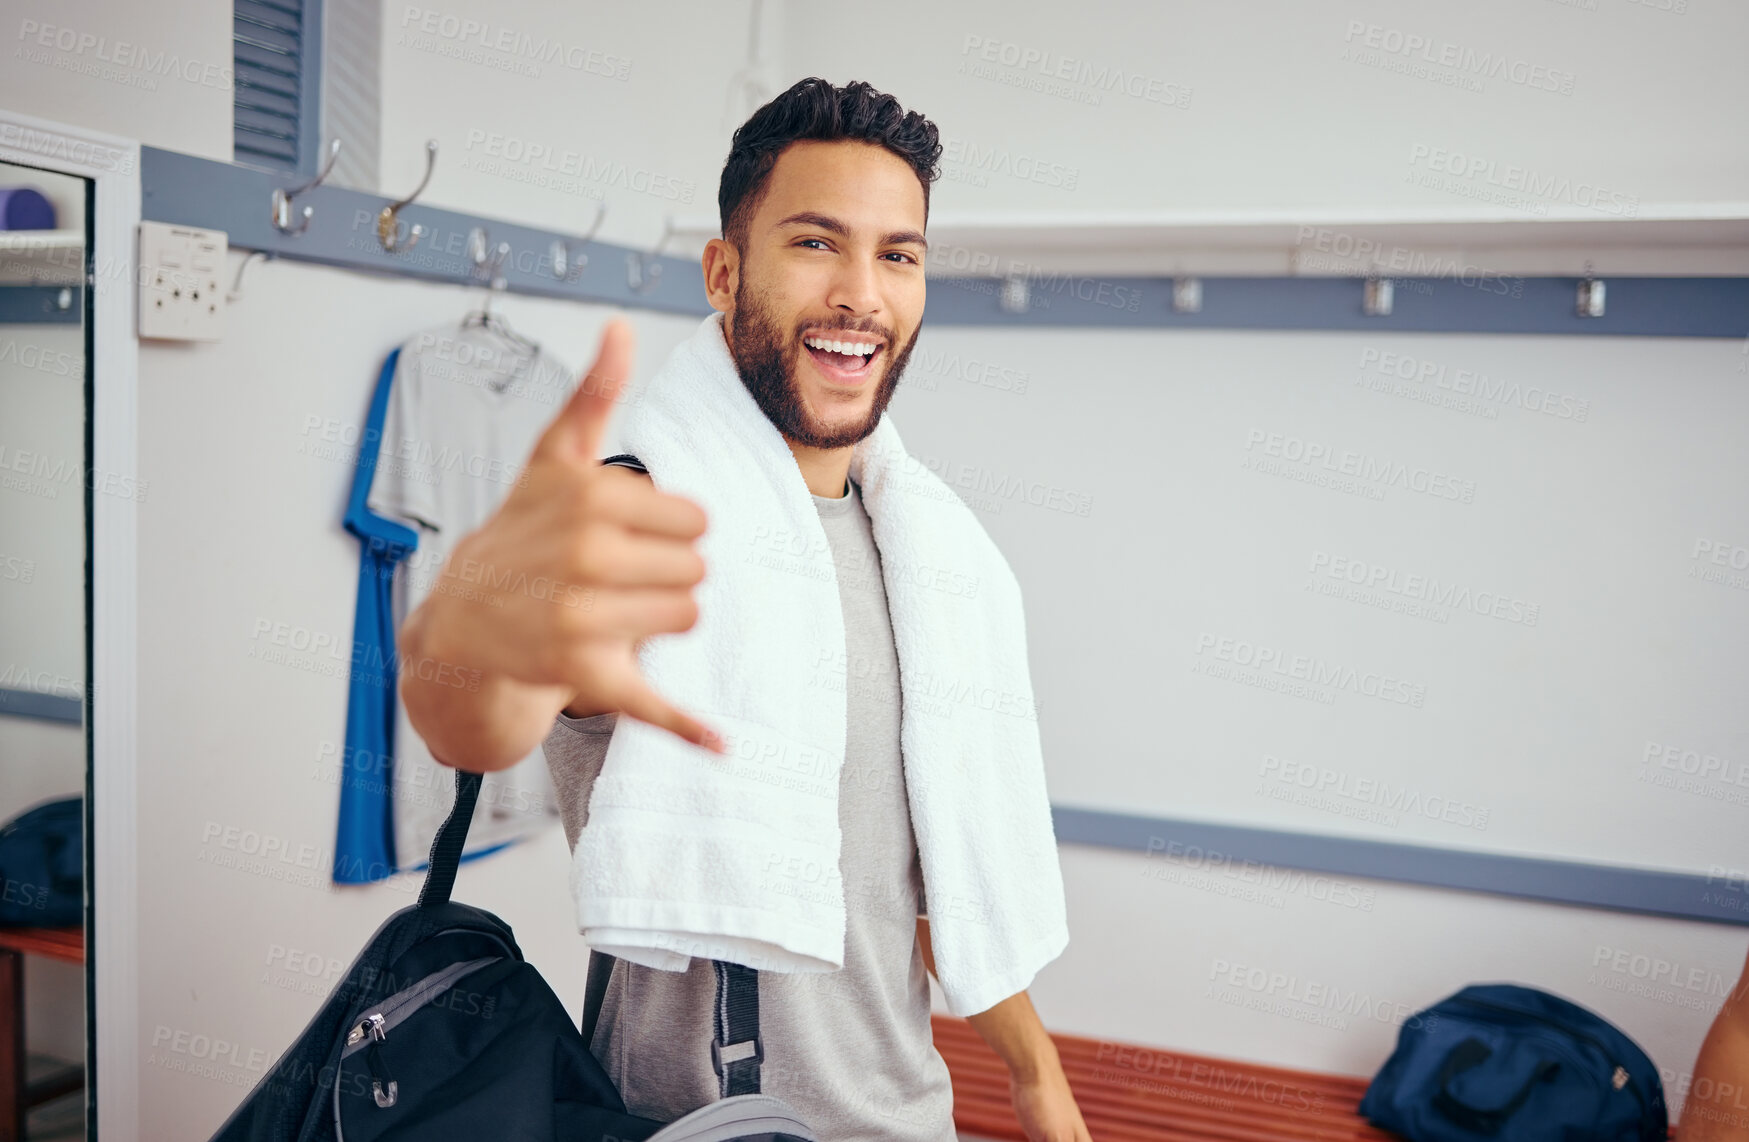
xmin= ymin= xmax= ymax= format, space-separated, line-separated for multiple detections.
xmin=206 ymin=769 xmax=816 ymax=1142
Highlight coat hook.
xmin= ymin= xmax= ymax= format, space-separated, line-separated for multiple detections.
xmin=551 ymin=201 xmax=608 ymax=282
xmin=469 ymin=227 xmax=510 ymax=290
xmin=1363 ymin=275 xmax=1394 ymax=317
xmin=271 ymin=139 xmax=342 ymax=236
xmin=1171 ymin=276 xmax=1203 ymax=314
xmin=378 ymin=139 xmax=437 ymax=253
xmin=1576 ymin=259 xmax=1606 ymax=318
xmin=227 ymin=250 xmax=276 ymax=302
xmin=627 ymin=215 xmax=674 ymax=293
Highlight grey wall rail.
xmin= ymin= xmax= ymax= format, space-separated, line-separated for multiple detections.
xmin=1054 ymin=806 xmax=1749 ymax=928
xmin=140 ymin=146 xmax=1749 ymax=336
xmin=140 ymin=145 xmax=713 ymax=316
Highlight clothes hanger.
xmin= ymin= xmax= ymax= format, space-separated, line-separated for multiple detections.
xmin=461 ymin=285 xmax=541 ymax=358
xmin=459 ymin=229 xmax=540 ymax=358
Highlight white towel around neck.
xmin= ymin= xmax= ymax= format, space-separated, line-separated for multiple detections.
xmin=569 ymin=310 xmax=1068 ymax=1018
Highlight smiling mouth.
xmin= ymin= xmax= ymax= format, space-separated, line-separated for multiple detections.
xmin=801 ymin=338 xmax=883 ymax=384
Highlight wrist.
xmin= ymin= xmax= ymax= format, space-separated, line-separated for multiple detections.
xmin=1005 ymin=1037 xmax=1065 ymax=1087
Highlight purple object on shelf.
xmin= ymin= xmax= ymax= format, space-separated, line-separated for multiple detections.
xmin=0 ymin=187 xmax=57 ymax=231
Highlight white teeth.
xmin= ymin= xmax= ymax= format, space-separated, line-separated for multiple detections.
xmin=805 ymin=335 xmax=877 ymax=357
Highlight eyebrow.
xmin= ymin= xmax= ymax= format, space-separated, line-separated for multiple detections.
xmin=774 ymin=211 xmax=928 ymax=254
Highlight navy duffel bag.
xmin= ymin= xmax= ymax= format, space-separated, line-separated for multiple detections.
xmin=1359 ymin=983 xmax=1666 ymax=1141
xmin=0 ymin=796 xmax=82 ymax=927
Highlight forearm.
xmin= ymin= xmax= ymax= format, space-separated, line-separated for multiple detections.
xmin=966 ymin=990 xmax=1064 ymax=1084
xmin=917 ymin=918 xmax=1063 ymax=1083
xmin=397 ymin=593 xmax=572 ymax=773
xmin=1679 ymin=986 xmax=1749 ymax=1140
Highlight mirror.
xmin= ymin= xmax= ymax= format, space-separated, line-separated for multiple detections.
xmin=0 ymin=157 xmax=90 ymax=1141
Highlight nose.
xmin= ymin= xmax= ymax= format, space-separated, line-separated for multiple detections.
xmin=824 ymin=255 xmax=882 ymax=322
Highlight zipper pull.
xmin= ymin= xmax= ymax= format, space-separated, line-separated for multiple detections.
xmin=365 ymin=1015 xmax=397 ymax=1108
xmin=350 ymin=1013 xmax=398 ymax=1108
xmin=1612 ymin=1065 xmax=1629 ymax=1091
xmin=346 ymin=1011 xmax=385 ymax=1047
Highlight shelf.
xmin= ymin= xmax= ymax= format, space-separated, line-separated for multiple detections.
xmin=0 ymin=228 xmax=84 ymax=250
xmin=669 ymin=205 xmax=1749 ymax=277
xmin=0 ymin=229 xmax=86 ymax=287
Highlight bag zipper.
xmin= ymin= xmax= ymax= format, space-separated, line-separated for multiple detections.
xmin=334 ymin=955 xmax=501 ymax=1123
xmin=361 ymin=1014 xmax=396 ymax=1108
xmin=342 ymin=956 xmax=499 ymax=1050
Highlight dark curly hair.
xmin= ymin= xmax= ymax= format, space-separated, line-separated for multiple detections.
xmin=718 ymin=77 xmax=942 ymax=256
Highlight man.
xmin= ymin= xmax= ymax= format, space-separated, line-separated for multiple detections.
xmin=397 ymin=77 xmax=1090 ymax=1140
xmin=1678 ymin=945 xmax=1749 ymax=1140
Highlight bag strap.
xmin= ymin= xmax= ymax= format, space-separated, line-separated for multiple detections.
xmin=712 ymin=959 xmax=763 ymax=1096
xmin=581 ymin=948 xmax=615 ymax=1050
xmin=417 ymin=769 xmax=482 ymax=908
xmin=580 ymin=953 xmax=764 ymax=1096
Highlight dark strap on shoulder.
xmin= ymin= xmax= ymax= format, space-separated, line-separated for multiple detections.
xmin=579 ymin=949 xmax=763 ymax=1095
xmin=417 ymin=769 xmax=482 ymax=907
xmin=712 ymin=960 xmax=763 ymax=1095
xmin=580 ymin=948 xmax=615 ymax=1051
xmin=600 ymin=453 xmax=647 ymax=473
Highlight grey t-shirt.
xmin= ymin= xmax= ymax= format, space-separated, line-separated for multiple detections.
xmin=542 ymin=474 xmax=957 ymax=1140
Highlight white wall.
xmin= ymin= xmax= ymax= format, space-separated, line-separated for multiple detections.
xmin=1 ymin=0 xmax=1744 ymax=1136
xmin=783 ymin=0 xmax=1747 ymax=216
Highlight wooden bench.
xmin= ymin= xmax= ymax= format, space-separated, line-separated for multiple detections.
xmin=0 ymin=927 xmax=83 ymax=1142
xmin=934 ymin=1014 xmax=1403 ymax=1141
xmin=935 ymin=1016 xmax=1682 ymax=1140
